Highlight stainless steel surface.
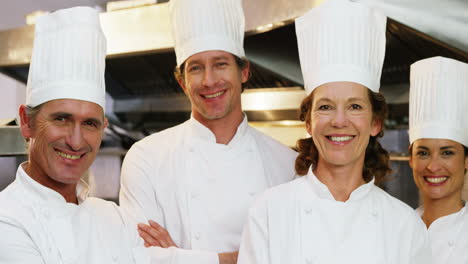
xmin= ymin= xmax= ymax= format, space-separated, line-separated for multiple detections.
xmin=0 ymin=126 xmax=27 ymax=156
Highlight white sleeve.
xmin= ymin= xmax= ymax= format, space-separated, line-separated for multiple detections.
xmin=0 ymin=220 xmax=45 ymax=264
xmin=119 ymin=141 xmax=163 ymax=224
xmin=133 ymin=246 xmax=219 ymax=264
xmin=237 ymin=198 xmax=270 ymax=264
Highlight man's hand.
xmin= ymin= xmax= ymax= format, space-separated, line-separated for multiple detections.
xmin=218 ymin=251 xmax=238 ymax=264
xmin=137 ymin=220 xmax=178 ymax=248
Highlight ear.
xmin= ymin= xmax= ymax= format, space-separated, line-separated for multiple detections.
xmin=177 ymin=77 xmax=188 ymax=94
xmin=305 ymin=120 xmax=312 ymax=136
xmin=240 ymin=60 xmax=250 ymax=84
xmin=103 ymin=117 xmax=109 ymax=130
xmin=464 ymin=154 xmax=468 ymax=171
xmin=408 ymin=144 xmax=414 ymax=169
xmin=408 ymin=155 xmax=414 ymax=169
xmin=19 ymin=105 xmax=34 ymax=139
xmin=370 ymin=118 xmax=382 ymax=137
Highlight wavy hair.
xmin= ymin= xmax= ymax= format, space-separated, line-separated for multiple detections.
xmin=295 ymin=88 xmax=391 ymax=185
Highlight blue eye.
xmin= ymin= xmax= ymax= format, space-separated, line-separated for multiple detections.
xmin=188 ymin=65 xmax=201 ymax=72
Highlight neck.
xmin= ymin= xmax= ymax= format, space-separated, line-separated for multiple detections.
xmin=313 ymin=156 xmax=367 ymax=202
xmin=193 ymin=110 xmax=244 ymax=145
xmin=422 ymin=193 xmax=464 ymax=228
xmin=23 ymin=161 xmax=79 ymax=204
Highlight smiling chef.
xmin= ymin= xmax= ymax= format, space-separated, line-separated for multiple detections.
xmin=118 ymin=0 xmax=297 ymax=263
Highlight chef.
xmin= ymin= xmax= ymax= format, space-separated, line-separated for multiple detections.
xmin=237 ymin=0 xmax=430 ymax=263
xmin=119 ymin=0 xmax=297 ymax=263
xmin=408 ymin=56 xmax=468 ymax=264
xmin=0 ymin=7 xmax=156 ymax=264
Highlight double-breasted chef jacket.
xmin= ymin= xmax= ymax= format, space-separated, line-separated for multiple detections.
xmin=237 ymin=168 xmax=432 ymax=264
xmin=0 ymin=164 xmax=142 ymax=263
xmin=120 ymin=115 xmax=298 ymax=263
xmin=417 ymin=203 xmax=468 ymax=264
xmin=0 ymin=164 xmax=218 ymax=263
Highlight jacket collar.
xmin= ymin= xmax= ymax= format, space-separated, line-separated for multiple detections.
xmin=16 ymin=162 xmax=89 ymax=207
xmin=306 ymin=167 xmax=375 ymax=202
xmin=417 ymin=202 xmax=467 ymax=232
xmin=188 ymin=113 xmax=249 ymax=148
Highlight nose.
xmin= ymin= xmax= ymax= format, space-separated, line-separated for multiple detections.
xmin=202 ymin=67 xmax=217 ymax=87
xmin=426 ymin=157 xmax=443 ymax=173
xmin=66 ymin=123 xmax=85 ymax=151
xmin=330 ymin=108 xmax=348 ymax=128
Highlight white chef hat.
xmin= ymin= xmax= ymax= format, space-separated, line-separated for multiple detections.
xmin=409 ymin=56 xmax=468 ymax=147
xmin=295 ymin=0 xmax=387 ymax=94
xmin=26 ymin=6 xmax=107 ymax=110
xmin=169 ymin=0 xmax=245 ymax=67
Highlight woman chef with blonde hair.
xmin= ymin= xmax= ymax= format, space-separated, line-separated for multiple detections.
xmin=237 ymin=0 xmax=430 ymax=263
xmin=408 ymin=56 xmax=468 ymax=264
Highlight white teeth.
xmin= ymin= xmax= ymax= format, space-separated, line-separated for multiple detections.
xmin=204 ymin=91 xmax=224 ymax=99
xmin=425 ymin=177 xmax=448 ymax=183
xmin=329 ymin=136 xmax=353 ymax=142
xmin=56 ymin=151 xmax=80 ymax=160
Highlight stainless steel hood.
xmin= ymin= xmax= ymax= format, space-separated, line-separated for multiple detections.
xmin=0 ymin=126 xmax=26 ymax=156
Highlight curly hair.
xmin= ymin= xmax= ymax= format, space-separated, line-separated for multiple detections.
xmin=295 ymin=88 xmax=391 ymax=185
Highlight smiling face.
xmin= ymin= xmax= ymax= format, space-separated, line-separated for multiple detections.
xmin=410 ymin=138 xmax=468 ymax=201
xmin=306 ymin=82 xmax=381 ymax=169
xmin=178 ymin=50 xmax=249 ymax=124
xmin=20 ymin=99 xmax=107 ymax=188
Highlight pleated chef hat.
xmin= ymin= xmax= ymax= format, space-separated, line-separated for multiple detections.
xmin=26 ymin=6 xmax=106 ymax=110
xmin=170 ymin=0 xmax=245 ymax=67
xmin=295 ymin=0 xmax=387 ymax=94
xmin=409 ymin=56 xmax=468 ymax=147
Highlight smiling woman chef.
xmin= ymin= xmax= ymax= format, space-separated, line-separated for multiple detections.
xmin=237 ymin=0 xmax=430 ymax=263
xmin=408 ymin=56 xmax=468 ymax=264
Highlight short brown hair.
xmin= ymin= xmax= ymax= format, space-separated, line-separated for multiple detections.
xmin=295 ymin=88 xmax=391 ymax=185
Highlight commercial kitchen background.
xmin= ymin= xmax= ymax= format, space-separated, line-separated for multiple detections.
xmin=0 ymin=0 xmax=467 ymax=206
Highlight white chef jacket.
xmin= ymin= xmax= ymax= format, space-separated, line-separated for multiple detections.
xmin=120 ymin=115 xmax=297 ymax=264
xmin=238 ymin=168 xmax=431 ymax=264
xmin=417 ymin=203 xmax=468 ymax=264
xmin=0 ymin=164 xmax=214 ymax=264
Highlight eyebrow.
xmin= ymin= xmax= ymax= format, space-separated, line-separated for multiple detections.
xmin=186 ymin=55 xmax=230 ymax=68
xmin=440 ymin=146 xmax=455 ymax=150
xmin=416 ymin=146 xmax=455 ymax=150
xmin=315 ymin=97 xmax=366 ymax=103
xmin=49 ymin=112 xmax=72 ymax=119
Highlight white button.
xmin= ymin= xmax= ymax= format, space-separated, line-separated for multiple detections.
xmin=191 ymin=192 xmax=199 ymax=199
xmin=189 ymin=147 xmax=194 ymax=152
xmin=371 ymin=211 xmax=378 ymax=217
xmin=448 ymin=240 xmax=454 ymax=247
xmin=305 ymin=257 xmax=313 ymax=264
xmin=112 ymin=255 xmax=118 ymax=262
xmin=194 ymin=233 xmax=201 ymax=240
xmin=304 ymin=208 xmax=312 ymax=214
xmin=248 ymin=191 xmax=256 ymax=196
